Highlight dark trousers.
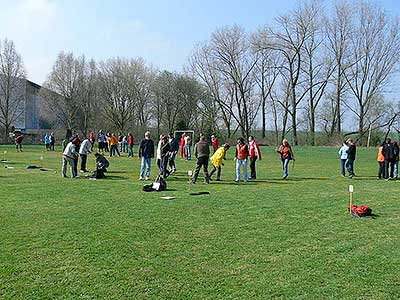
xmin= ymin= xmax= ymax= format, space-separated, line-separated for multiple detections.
xmin=341 ymin=159 xmax=346 ymax=176
xmin=16 ymin=143 xmax=22 ymax=151
xmin=73 ymin=157 xmax=78 ymax=175
xmin=209 ymin=164 xmax=221 ymax=180
xmin=250 ymin=156 xmax=257 ymax=179
xmin=160 ymin=156 xmax=169 ymax=178
xmin=346 ymin=159 xmax=354 ymax=176
xmin=378 ymin=162 xmax=385 ymax=179
xmin=192 ymin=156 xmax=209 ymax=183
xmin=384 ymin=160 xmax=395 ymax=179
xmin=80 ymin=154 xmax=88 ymax=171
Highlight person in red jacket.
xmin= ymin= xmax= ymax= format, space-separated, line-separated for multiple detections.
xmin=248 ymin=136 xmax=262 ymax=179
xmin=211 ymin=134 xmax=219 ymax=153
xmin=128 ymin=132 xmax=134 ymax=157
xmin=235 ymin=137 xmax=249 ymax=182
xmin=180 ymin=133 xmax=186 ymax=158
xmin=15 ymin=134 xmax=24 ymax=152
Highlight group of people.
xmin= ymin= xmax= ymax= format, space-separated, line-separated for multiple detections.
xmin=97 ymin=131 xmax=135 ymax=157
xmin=43 ymin=133 xmax=55 ymax=151
xmin=376 ymin=138 xmax=399 ymax=180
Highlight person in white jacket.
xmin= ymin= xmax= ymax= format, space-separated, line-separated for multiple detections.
xmin=338 ymin=142 xmax=349 ymax=177
xmin=62 ymin=140 xmax=78 ymax=178
xmin=79 ymin=138 xmax=92 ymax=172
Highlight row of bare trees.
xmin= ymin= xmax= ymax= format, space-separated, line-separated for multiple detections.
xmin=188 ymin=0 xmax=400 ymax=145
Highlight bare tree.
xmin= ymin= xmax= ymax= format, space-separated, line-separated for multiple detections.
xmin=343 ymin=1 xmax=400 ymax=143
xmin=0 ymin=39 xmax=26 ymax=141
xmin=41 ymin=52 xmax=88 ymax=131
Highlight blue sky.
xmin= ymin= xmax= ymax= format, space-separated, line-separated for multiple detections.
xmin=0 ymin=0 xmax=400 ymax=84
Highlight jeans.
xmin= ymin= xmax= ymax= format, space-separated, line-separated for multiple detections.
xmin=341 ymin=159 xmax=347 ymax=176
xmin=169 ymin=151 xmax=177 ymax=171
xmin=140 ymin=157 xmax=152 ymax=178
xmin=192 ymin=156 xmax=209 ymax=183
xmin=128 ymin=144 xmax=134 ymax=157
xmin=62 ymin=157 xmax=77 ymax=178
xmin=346 ymin=159 xmax=354 ymax=176
xmin=282 ymin=158 xmax=290 ymax=178
xmin=249 ymin=157 xmax=257 ymax=179
xmin=209 ymin=165 xmax=221 ymax=180
xmin=384 ymin=160 xmax=395 ymax=179
xmin=185 ymin=144 xmax=191 ymax=160
xmin=394 ymin=161 xmax=399 ymax=178
xmin=236 ymin=159 xmax=248 ymax=182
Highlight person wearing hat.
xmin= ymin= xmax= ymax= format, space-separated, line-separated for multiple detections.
xmin=209 ymin=143 xmax=230 ymax=181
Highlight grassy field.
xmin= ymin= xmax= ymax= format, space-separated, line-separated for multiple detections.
xmin=0 ymin=145 xmax=399 ymax=300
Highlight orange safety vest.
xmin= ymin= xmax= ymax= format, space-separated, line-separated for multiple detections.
xmin=377 ymin=146 xmax=385 ymax=162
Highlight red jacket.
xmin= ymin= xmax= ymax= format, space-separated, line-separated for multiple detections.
xmin=211 ymin=138 xmax=219 ymax=152
xmin=249 ymin=141 xmax=262 ymax=159
xmin=128 ymin=135 xmax=134 ymax=145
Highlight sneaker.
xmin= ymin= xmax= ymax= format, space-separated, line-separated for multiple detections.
xmin=349 ymin=175 xmax=353 ymax=179
xmin=145 ymin=176 xmax=150 ymax=181
xmin=235 ymin=179 xmax=240 ymax=183
xmin=216 ymin=178 xmax=221 ymax=181
xmin=80 ymin=170 xmax=85 ymax=173
xmin=283 ymin=175 xmax=288 ymax=179
xmin=139 ymin=176 xmax=144 ymax=181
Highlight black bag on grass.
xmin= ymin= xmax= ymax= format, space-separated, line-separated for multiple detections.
xmin=142 ymin=175 xmax=167 ymax=192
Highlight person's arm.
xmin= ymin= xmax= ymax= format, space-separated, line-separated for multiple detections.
xmin=256 ymin=143 xmax=262 ymax=160
xmin=290 ymin=146 xmax=295 ymax=160
xmin=194 ymin=144 xmax=198 ymax=158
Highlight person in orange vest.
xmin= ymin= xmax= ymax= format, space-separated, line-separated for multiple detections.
xmin=109 ymin=133 xmax=120 ymax=157
xmin=235 ymin=137 xmax=249 ymax=182
xmin=276 ymin=139 xmax=295 ymax=179
xmin=377 ymin=143 xmax=385 ymax=179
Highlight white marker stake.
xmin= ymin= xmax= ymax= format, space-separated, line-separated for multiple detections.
xmin=348 ymin=185 xmax=354 ymax=214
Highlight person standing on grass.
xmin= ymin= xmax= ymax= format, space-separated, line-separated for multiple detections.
xmin=191 ymin=135 xmax=210 ymax=184
xmin=128 ymin=132 xmax=134 ymax=157
xmin=109 ymin=133 xmax=120 ymax=157
xmin=156 ymin=134 xmax=164 ymax=172
xmin=168 ymin=133 xmax=179 ymax=173
xmin=382 ymin=138 xmax=395 ymax=180
xmin=62 ymin=139 xmax=79 ymax=178
xmin=50 ymin=132 xmax=55 ymax=151
xmin=209 ymin=144 xmax=230 ymax=181
xmin=184 ymin=133 xmax=192 ymax=160
xmin=89 ymin=131 xmax=95 ymax=151
xmin=15 ymin=134 xmax=24 ymax=152
xmin=346 ymin=139 xmax=356 ymax=179
xmin=160 ymin=135 xmax=171 ymax=178
xmin=211 ymin=134 xmax=219 ymax=153
xmin=79 ymin=138 xmax=91 ymax=173
xmin=235 ymin=137 xmax=249 ymax=183
xmin=276 ymin=139 xmax=295 ymax=179
xmin=44 ymin=133 xmax=50 ymax=150
xmin=138 ymin=131 xmax=155 ymax=180
xmin=338 ymin=141 xmax=349 ymax=177
xmin=180 ymin=133 xmax=186 ymax=159
xmin=377 ymin=143 xmax=385 ymax=179
xmin=392 ymin=141 xmax=399 ymax=179
xmin=248 ymin=136 xmax=262 ymax=180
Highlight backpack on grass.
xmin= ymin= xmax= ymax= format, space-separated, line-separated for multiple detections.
xmin=350 ymin=204 xmax=372 ymax=217
xmin=142 ymin=175 xmax=167 ymax=192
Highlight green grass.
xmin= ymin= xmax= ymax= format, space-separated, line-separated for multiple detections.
xmin=0 ymin=145 xmax=399 ymax=300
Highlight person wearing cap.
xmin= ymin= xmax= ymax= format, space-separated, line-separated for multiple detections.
xmin=211 ymin=134 xmax=219 ymax=153
xmin=209 ymin=143 xmax=230 ymax=181
xmin=191 ymin=135 xmax=210 ymax=184
xmin=248 ymin=136 xmax=262 ymax=180
xmin=138 ymin=131 xmax=155 ymax=180
xmin=62 ymin=138 xmax=79 ymax=178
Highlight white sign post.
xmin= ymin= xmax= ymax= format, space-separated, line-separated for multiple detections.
xmin=348 ymin=185 xmax=354 ymax=214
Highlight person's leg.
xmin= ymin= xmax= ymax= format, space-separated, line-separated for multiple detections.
xmin=116 ymin=146 xmax=121 ymax=156
xmin=395 ymin=161 xmax=399 ymax=178
xmin=236 ymin=159 xmax=241 ymax=181
xmin=243 ymin=159 xmax=248 ymax=182
xmin=341 ymin=159 xmax=346 ymax=176
xmin=73 ymin=157 xmax=78 ymax=176
xmin=390 ymin=161 xmax=395 ymax=178
xmin=209 ymin=164 xmax=216 ymax=178
xmin=128 ymin=144 xmax=133 ymax=157
xmin=384 ymin=160 xmax=390 ymax=179
xmin=68 ymin=157 xmax=76 ymax=178
xmin=139 ymin=157 xmax=146 ymax=178
xmin=250 ymin=157 xmax=257 ymax=179
xmin=203 ymin=158 xmax=209 ymax=183
xmin=378 ymin=162 xmax=385 ymax=179
xmin=80 ymin=154 xmax=87 ymax=171
xmin=349 ymin=159 xmax=354 ymax=177
xmin=157 ymin=159 xmax=161 ymax=171
xmin=186 ymin=145 xmax=191 ymax=160
xmin=192 ymin=159 xmax=202 ymax=183
xmin=283 ymin=158 xmax=289 ymax=178
xmin=216 ymin=166 xmax=221 ymax=180
xmin=145 ymin=158 xmax=152 ymax=178
xmin=62 ymin=157 xmax=68 ymax=177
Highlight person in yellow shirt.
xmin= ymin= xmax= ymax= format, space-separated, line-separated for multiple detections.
xmin=208 ymin=143 xmax=230 ymax=181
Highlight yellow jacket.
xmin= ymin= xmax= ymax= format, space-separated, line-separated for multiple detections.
xmin=210 ymin=147 xmax=226 ymax=168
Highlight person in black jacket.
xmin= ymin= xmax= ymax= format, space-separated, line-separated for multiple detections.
xmin=138 ymin=131 xmax=155 ymax=180
xmin=168 ymin=133 xmax=179 ymax=173
xmin=160 ymin=135 xmax=171 ymax=178
xmin=346 ymin=139 xmax=356 ymax=178
xmin=393 ymin=141 xmax=399 ymax=178
xmin=382 ymin=138 xmax=395 ymax=179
